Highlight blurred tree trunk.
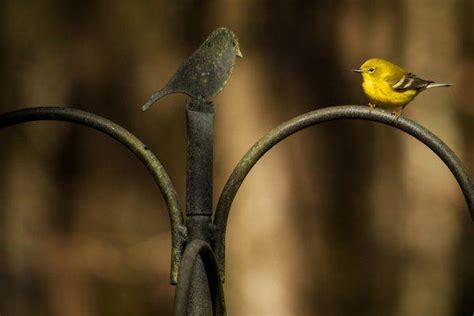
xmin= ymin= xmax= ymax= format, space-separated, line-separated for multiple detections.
xmin=455 ymin=0 xmax=474 ymax=314
xmin=396 ymin=1 xmax=463 ymax=315
xmin=212 ymin=1 xmax=303 ymax=314
xmin=339 ymin=1 xmax=406 ymax=315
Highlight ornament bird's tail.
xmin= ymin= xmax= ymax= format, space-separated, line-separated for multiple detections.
xmin=141 ymin=88 xmax=171 ymax=111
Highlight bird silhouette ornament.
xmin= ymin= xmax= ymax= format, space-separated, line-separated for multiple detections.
xmin=142 ymin=27 xmax=243 ymax=111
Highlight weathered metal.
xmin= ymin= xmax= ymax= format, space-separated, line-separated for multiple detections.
xmin=0 ymin=106 xmax=185 ymax=285
xmin=173 ymin=240 xmax=225 ymax=316
xmin=186 ymin=100 xmax=214 ymax=217
xmin=213 ymin=105 xmax=474 ymax=282
xmin=182 ymin=99 xmax=217 ymax=314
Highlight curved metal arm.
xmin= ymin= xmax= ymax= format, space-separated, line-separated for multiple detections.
xmin=213 ymin=105 xmax=474 ymax=281
xmin=173 ymin=239 xmax=225 ymax=316
xmin=0 ymin=106 xmax=185 ymax=284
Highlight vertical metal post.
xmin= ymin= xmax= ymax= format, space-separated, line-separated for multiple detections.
xmin=186 ymin=99 xmax=214 ymax=214
xmin=185 ymin=99 xmax=214 ymax=314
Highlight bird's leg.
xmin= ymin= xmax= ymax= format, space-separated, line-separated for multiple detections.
xmin=392 ymin=104 xmax=408 ymax=119
xmin=368 ymin=102 xmax=376 ymax=111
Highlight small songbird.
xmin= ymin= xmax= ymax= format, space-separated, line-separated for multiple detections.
xmin=142 ymin=27 xmax=243 ymax=111
xmin=352 ymin=58 xmax=452 ymax=117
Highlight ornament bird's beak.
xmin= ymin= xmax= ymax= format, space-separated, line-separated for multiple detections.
xmin=236 ymin=47 xmax=243 ymax=58
xmin=351 ymin=69 xmax=363 ymax=73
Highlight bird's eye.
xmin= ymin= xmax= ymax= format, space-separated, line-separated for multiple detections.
xmin=368 ymin=67 xmax=375 ymax=73
xmin=232 ymin=41 xmax=236 ymax=47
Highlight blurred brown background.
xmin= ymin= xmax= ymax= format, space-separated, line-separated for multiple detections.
xmin=1 ymin=0 xmax=473 ymax=315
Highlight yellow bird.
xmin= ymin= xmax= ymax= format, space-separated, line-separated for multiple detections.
xmin=352 ymin=58 xmax=452 ymax=117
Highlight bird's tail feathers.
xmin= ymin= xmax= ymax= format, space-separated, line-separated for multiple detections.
xmin=141 ymin=88 xmax=171 ymax=111
xmin=426 ymin=82 xmax=453 ymax=89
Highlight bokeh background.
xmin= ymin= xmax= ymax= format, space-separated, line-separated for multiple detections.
xmin=1 ymin=1 xmax=473 ymax=315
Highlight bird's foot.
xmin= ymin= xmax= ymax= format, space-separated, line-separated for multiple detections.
xmin=391 ymin=110 xmax=402 ymax=119
xmin=368 ymin=103 xmax=376 ymax=111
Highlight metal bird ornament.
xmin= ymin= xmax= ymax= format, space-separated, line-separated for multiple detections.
xmin=142 ymin=27 xmax=243 ymax=111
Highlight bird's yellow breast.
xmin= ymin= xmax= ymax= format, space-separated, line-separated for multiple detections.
xmin=362 ymin=78 xmax=417 ymax=109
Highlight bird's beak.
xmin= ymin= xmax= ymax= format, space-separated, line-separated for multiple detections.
xmin=351 ymin=69 xmax=363 ymax=73
xmin=236 ymin=47 xmax=243 ymax=58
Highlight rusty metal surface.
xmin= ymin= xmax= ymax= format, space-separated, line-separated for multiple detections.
xmin=213 ymin=105 xmax=474 ymax=282
xmin=0 ymin=106 xmax=185 ymax=285
xmin=142 ymin=27 xmax=242 ymax=111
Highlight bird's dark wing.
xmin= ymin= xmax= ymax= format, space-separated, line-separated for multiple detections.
xmin=392 ymin=73 xmax=434 ymax=92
